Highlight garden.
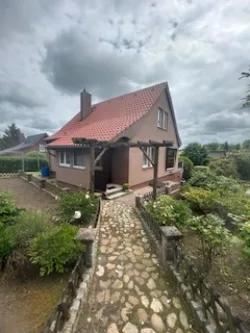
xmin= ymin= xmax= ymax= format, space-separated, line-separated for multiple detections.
xmin=144 ymin=166 xmax=250 ymax=326
xmin=0 ymin=181 xmax=99 ymax=333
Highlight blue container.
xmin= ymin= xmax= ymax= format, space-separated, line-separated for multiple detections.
xmin=41 ymin=166 xmax=50 ymax=177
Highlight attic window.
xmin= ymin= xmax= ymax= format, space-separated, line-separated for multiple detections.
xmin=157 ymin=108 xmax=168 ymax=129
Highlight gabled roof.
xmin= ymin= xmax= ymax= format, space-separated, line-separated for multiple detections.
xmin=0 ymin=133 xmax=48 ymax=155
xmin=47 ymin=82 xmax=181 ymax=147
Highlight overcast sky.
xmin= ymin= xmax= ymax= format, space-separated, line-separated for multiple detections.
xmin=1 ymin=0 xmax=250 ymax=145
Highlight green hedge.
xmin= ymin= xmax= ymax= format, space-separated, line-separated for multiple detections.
xmin=0 ymin=157 xmax=48 ymax=173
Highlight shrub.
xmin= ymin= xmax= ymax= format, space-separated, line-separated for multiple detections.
xmin=182 ymin=187 xmax=221 ymax=213
xmin=122 ymin=183 xmax=130 ymax=191
xmin=239 ymin=221 xmax=250 ymax=259
xmin=145 ymin=196 xmax=192 ymax=230
xmin=190 ymin=214 xmax=230 ymax=272
xmin=8 ymin=211 xmax=50 ymax=251
xmin=59 ymin=191 xmax=98 ymax=224
xmin=25 ymin=151 xmax=47 ymax=159
xmin=0 ymin=227 xmax=12 ymax=268
xmin=209 ymin=158 xmax=238 ymax=178
xmin=0 ymin=192 xmax=23 ymax=228
xmin=234 ymin=153 xmax=250 ymax=180
xmin=28 ymin=224 xmax=82 ymax=276
xmin=0 ymin=156 xmax=48 ymax=173
xmin=179 ymin=156 xmax=193 ymax=180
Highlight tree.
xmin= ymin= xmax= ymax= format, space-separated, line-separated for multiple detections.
xmin=0 ymin=123 xmax=23 ymax=150
xmin=183 ymin=142 xmax=208 ymax=166
xmin=203 ymin=142 xmax=220 ymax=151
xmin=240 ymin=67 xmax=250 ymax=109
xmin=242 ymin=140 xmax=250 ymax=150
xmin=179 ymin=156 xmax=194 ymax=180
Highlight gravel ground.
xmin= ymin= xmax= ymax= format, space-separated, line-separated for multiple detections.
xmin=0 ymin=177 xmax=57 ymax=214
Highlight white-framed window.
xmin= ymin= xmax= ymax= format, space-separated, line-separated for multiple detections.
xmin=142 ymin=147 xmax=155 ymax=168
xmin=73 ymin=150 xmax=85 ymax=169
xmin=59 ymin=151 xmax=71 ymax=167
xmin=157 ymin=108 xmax=168 ymax=129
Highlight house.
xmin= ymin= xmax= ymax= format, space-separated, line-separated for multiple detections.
xmin=46 ymin=82 xmax=182 ymax=191
xmin=207 ymin=150 xmax=227 ymax=159
xmin=0 ymin=133 xmax=48 ymax=156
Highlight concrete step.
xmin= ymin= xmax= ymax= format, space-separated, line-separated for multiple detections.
xmin=105 ymin=184 xmax=123 ymax=195
xmin=106 ymin=191 xmax=128 ymax=200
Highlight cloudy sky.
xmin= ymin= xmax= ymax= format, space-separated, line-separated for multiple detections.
xmin=1 ymin=0 xmax=250 ymax=145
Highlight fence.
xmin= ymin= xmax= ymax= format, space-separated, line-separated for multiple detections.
xmin=136 ymin=196 xmax=249 ymax=333
xmin=43 ymin=252 xmax=86 ymax=333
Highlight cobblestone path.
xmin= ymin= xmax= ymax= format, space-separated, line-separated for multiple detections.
xmin=76 ymin=201 xmax=194 ymax=333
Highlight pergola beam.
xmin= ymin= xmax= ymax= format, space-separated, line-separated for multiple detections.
xmin=72 ymin=138 xmax=173 ymax=149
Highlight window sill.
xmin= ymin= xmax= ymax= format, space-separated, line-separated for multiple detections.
xmin=142 ymin=165 xmax=153 ymax=169
xmin=59 ymin=163 xmax=71 ymax=168
xmin=157 ymin=125 xmax=167 ymax=130
xmin=73 ymin=165 xmax=86 ymax=170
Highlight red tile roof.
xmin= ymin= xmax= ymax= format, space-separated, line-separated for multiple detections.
xmin=47 ymin=82 xmax=167 ymax=147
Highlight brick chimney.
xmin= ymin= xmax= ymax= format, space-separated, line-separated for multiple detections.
xmin=80 ymin=89 xmax=92 ymax=121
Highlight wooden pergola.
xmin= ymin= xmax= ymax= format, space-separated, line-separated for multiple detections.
xmin=72 ymin=137 xmax=174 ymax=200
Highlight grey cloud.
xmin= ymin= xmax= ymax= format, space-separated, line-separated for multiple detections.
xmin=0 ymin=0 xmax=60 ymax=41
xmin=28 ymin=118 xmax=59 ymax=131
xmin=41 ymin=27 xmax=160 ymax=99
xmin=0 ymin=83 xmax=45 ymax=108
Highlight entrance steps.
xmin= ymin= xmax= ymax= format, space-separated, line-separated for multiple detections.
xmin=105 ymin=183 xmax=130 ymax=200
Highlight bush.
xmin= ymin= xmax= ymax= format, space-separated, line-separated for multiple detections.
xmin=0 ymin=192 xmax=23 ymax=228
xmin=29 ymin=224 xmax=82 ymax=276
xmin=25 ymin=151 xmax=47 ymax=159
xmin=182 ymin=187 xmax=221 ymax=213
xmin=209 ymin=158 xmax=238 ymax=178
xmin=8 ymin=211 xmax=50 ymax=251
xmin=0 ymin=156 xmax=48 ymax=173
xmin=145 ymin=196 xmax=192 ymax=230
xmin=59 ymin=191 xmax=98 ymax=224
xmin=179 ymin=156 xmax=193 ymax=180
xmin=122 ymin=183 xmax=130 ymax=191
xmin=0 ymin=227 xmax=12 ymax=268
xmin=239 ymin=221 xmax=250 ymax=259
xmin=234 ymin=153 xmax=250 ymax=180
xmin=190 ymin=214 xmax=230 ymax=272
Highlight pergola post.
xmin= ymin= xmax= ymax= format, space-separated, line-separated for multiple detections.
xmin=152 ymin=146 xmax=159 ymax=201
xmin=89 ymin=146 xmax=95 ymax=193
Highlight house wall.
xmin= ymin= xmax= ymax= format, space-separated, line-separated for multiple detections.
xmin=125 ymin=89 xmax=182 ymax=187
xmin=48 ymin=149 xmax=90 ymax=188
xmin=111 ymin=147 xmax=129 ymax=185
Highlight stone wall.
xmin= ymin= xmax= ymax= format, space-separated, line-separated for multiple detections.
xmin=135 ymin=196 xmax=249 ymax=333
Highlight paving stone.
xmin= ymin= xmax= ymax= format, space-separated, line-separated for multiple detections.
xmin=147 ymin=278 xmax=156 ymax=290
xmin=173 ymin=296 xmax=182 ymax=309
xmin=141 ymin=295 xmax=149 ymax=308
xmin=141 ymin=271 xmax=150 ymax=279
xmin=123 ymin=275 xmax=130 ymax=283
xmin=100 ymin=246 xmax=106 ymax=253
xmin=160 ymin=295 xmax=171 ymax=308
xmin=135 ymin=263 xmax=145 ymax=270
xmin=133 ymin=269 xmax=140 ymax=276
xmin=167 ymin=313 xmax=177 ymax=329
xmin=151 ymin=314 xmax=165 ymax=332
xmin=111 ymin=291 xmax=121 ymax=302
xmin=137 ymin=308 xmax=148 ymax=323
xmin=121 ymin=308 xmax=130 ymax=322
xmin=135 ymin=276 xmax=145 ymax=285
xmin=128 ymin=295 xmax=139 ymax=306
xmin=96 ymin=291 xmax=105 ymax=303
xmin=122 ymin=322 xmax=139 ymax=333
xmin=102 ymin=239 xmax=110 ymax=246
xmin=109 ymin=256 xmax=117 ymax=261
xmin=100 ymin=279 xmax=111 ymax=289
xmin=150 ymin=298 xmax=163 ymax=313
xmin=176 ymin=328 xmax=184 ymax=333
xmin=179 ymin=310 xmax=189 ymax=329
xmin=107 ymin=323 xmax=119 ymax=333
xmin=113 ymin=279 xmax=123 ymax=289
xmin=128 ymin=281 xmax=134 ymax=289
xmin=96 ymin=265 xmax=104 ymax=276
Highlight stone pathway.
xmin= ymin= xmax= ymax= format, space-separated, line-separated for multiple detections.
xmin=76 ymin=201 xmax=194 ymax=333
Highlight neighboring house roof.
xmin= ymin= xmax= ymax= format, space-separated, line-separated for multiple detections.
xmin=47 ymin=82 xmax=181 ymax=148
xmin=0 ymin=133 xmax=48 ymax=155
